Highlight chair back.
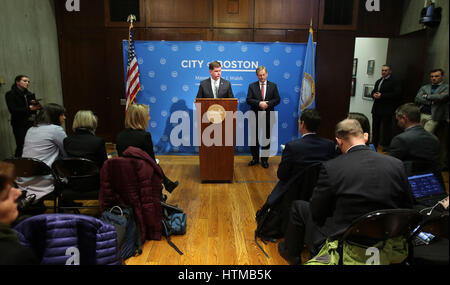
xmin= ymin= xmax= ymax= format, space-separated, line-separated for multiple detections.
xmin=52 ymin=158 xmax=100 ymax=194
xmin=342 ymin=209 xmax=423 ymax=243
xmin=412 ymin=214 xmax=449 ymax=240
xmin=4 ymin=157 xmax=56 ymax=179
xmin=52 ymin=158 xmax=99 ymax=178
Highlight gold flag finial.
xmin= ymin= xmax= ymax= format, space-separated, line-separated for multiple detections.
xmin=127 ymin=14 xmax=137 ymax=24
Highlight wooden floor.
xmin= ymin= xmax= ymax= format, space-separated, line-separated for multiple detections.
xmin=126 ymin=155 xmax=289 ymax=265
xmin=73 ymin=148 xmax=449 ymax=265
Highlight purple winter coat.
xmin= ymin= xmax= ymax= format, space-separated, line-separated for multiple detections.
xmin=14 ymin=214 xmax=120 ymax=265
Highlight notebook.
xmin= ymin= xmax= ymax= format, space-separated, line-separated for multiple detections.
xmin=408 ymin=173 xmax=448 ymax=206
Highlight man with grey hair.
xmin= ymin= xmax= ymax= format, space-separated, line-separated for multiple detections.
xmin=278 ymin=119 xmax=413 ymax=265
xmin=388 ymin=103 xmax=440 ymax=173
xmin=246 ymin=66 xmax=280 ymax=168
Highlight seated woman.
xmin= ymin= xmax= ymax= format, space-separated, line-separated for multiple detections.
xmin=18 ymin=103 xmax=67 ymax=203
xmin=64 ymin=110 xmax=107 ymax=169
xmin=116 ymin=103 xmax=178 ymax=192
xmin=0 ymin=162 xmax=38 ymax=265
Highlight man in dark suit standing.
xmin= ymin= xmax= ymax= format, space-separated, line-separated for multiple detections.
xmin=371 ymin=65 xmax=402 ymax=151
xmin=388 ymin=103 xmax=440 ymax=173
xmin=196 ymin=61 xmax=234 ymax=99
xmin=278 ymin=119 xmax=414 ymax=264
xmin=246 ymin=66 xmax=281 ymax=168
xmin=277 ymin=109 xmax=335 ymax=182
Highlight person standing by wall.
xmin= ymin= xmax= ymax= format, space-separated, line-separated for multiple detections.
xmin=5 ymin=75 xmax=41 ymax=157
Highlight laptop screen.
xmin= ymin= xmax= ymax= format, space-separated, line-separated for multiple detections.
xmin=408 ymin=173 xmax=446 ymax=198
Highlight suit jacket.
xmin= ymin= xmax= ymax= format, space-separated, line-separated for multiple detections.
xmin=415 ymin=83 xmax=449 ymax=121
xmin=371 ymin=76 xmax=402 ymax=116
xmin=309 ymin=145 xmax=414 ymax=238
xmin=116 ymin=128 xmax=155 ymax=160
xmin=388 ymin=125 xmax=440 ymax=168
xmin=246 ymin=81 xmax=281 ymax=113
xmin=277 ymin=134 xmax=335 ymax=182
xmin=64 ymin=128 xmax=108 ymax=169
xmin=196 ymin=78 xmax=234 ymax=98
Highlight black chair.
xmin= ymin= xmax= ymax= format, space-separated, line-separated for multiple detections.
xmin=335 ymin=209 xmax=423 ymax=265
xmin=410 ymin=213 xmax=449 ymax=265
xmin=4 ymin=157 xmax=61 ymax=213
xmin=52 ymin=158 xmax=100 ymax=213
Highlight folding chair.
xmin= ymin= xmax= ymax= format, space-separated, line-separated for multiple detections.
xmin=336 ymin=209 xmax=423 ymax=265
xmin=4 ymin=157 xmax=61 ymax=213
xmin=52 ymin=158 xmax=100 ymax=213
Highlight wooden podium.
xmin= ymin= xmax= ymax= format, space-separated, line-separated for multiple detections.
xmin=195 ymin=98 xmax=238 ymax=182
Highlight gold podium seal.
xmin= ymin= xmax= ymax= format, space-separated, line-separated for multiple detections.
xmin=206 ymin=104 xmax=226 ymax=124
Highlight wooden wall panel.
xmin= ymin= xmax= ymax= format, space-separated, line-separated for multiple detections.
xmin=387 ymin=29 xmax=429 ymax=104
xmin=253 ymin=30 xmax=286 ymax=42
xmin=146 ymin=0 xmax=211 ymax=27
xmin=212 ymin=29 xmax=253 ymax=42
xmin=55 ymin=0 xmax=105 ymax=29
xmin=357 ymin=0 xmax=404 ymax=37
xmin=145 ymin=28 xmax=210 ymax=41
xmin=315 ymin=30 xmax=356 ymax=140
xmin=255 ymin=0 xmax=319 ymax=29
xmin=58 ymin=31 xmax=108 ymax=138
xmin=286 ymin=29 xmax=310 ymax=43
xmin=214 ymin=0 xmax=254 ymax=28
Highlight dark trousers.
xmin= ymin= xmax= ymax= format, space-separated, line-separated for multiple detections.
xmin=372 ymin=113 xmax=393 ymax=148
xmin=283 ymin=200 xmax=327 ymax=257
xmin=250 ymin=111 xmax=273 ymax=162
xmin=11 ymin=121 xmax=33 ymax=158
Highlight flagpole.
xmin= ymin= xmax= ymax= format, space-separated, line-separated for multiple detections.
xmin=125 ymin=14 xmax=140 ymax=112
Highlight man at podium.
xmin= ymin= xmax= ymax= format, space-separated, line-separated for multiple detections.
xmin=196 ymin=61 xmax=234 ymax=99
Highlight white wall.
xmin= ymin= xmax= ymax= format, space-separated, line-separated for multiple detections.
xmin=349 ymin=38 xmax=389 ymax=134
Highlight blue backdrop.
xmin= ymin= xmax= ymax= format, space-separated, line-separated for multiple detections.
xmin=123 ymin=41 xmax=307 ymax=155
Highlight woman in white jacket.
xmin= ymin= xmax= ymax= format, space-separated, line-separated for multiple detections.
xmin=19 ymin=103 xmax=67 ymax=202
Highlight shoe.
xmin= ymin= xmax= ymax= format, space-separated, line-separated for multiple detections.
xmin=261 ymin=161 xmax=269 ymax=168
xmin=248 ymin=159 xmax=259 ymax=166
xmin=165 ymin=180 xmax=179 ymax=193
xmin=278 ymin=242 xmax=301 ymax=265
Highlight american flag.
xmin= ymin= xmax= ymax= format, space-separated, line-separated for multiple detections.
xmin=125 ymin=22 xmax=140 ymax=111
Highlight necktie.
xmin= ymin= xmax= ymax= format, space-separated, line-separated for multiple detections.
xmin=214 ymin=81 xmax=219 ymax=98
xmin=261 ymin=82 xmax=265 ymax=100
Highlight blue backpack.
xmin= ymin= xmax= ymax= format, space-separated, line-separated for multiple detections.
xmin=101 ymin=205 xmax=143 ymax=261
xmin=161 ymin=202 xmax=187 ymax=255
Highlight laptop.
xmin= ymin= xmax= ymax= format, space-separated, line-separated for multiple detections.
xmin=408 ymin=173 xmax=448 ymax=207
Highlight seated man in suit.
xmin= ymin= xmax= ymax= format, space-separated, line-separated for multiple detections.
xmin=277 ymin=109 xmax=335 ymax=182
xmin=196 ymin=61 xmax=234 ymax=99
xmin=278 ymin=119 xmax=414 ymax=265
xmin=246 ymin=66 xmax=281 ymax=168
xmin=387 ymin=103 xmax=440 ymax=173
